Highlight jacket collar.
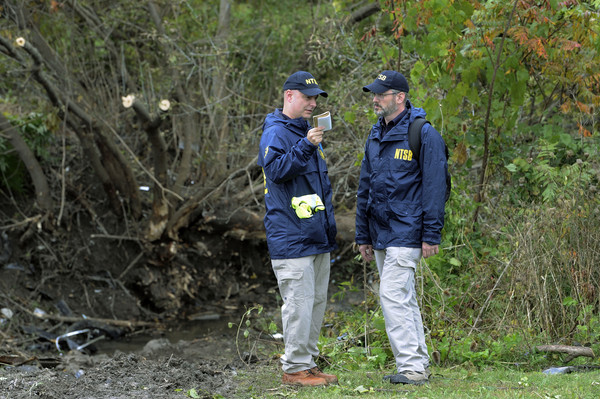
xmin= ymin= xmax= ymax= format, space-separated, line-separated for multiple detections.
xmin=265 ymin=109 xmax=309 ymax=137
xmin=372 ymin=100 xmax=426 ymax=141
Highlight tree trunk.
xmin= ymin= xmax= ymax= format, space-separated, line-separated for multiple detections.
xmin=472 ymin=0 xmax=519 ymax=226
xmin=211 ymin=0 xmax=231 ymax=179
xmin=130 ymin=99 xmax=170 ymax=241
xmin=0 ymin=114 xmax=53 ymax=212
xmin=5 ymin=7 xmax=142 ymax=218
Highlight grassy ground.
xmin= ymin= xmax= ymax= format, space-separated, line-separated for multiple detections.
xmin=234 ymin=364 xmax=600 ymax=399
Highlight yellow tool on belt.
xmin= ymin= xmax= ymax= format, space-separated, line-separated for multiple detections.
xmin=291 ymin=194 xmax=325 ymax=219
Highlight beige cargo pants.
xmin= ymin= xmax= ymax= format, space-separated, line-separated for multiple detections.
xmin=271 ymin=253 xmax=330 ymax=373
xmin=374 ymin=247 xmax=429 ymax=373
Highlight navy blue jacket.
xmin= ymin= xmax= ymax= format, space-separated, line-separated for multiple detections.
xmin=258 ymin=109 xmax=337 ymax=259
xmin=355 ymin=101 xmax=447 ymax=249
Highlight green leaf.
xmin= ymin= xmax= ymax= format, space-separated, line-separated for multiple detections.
xmin=373 ymin=315 xmax=386 ymax=331
xmin=354 ymin=385 xmax=370 ymax=393
xmin=449 ymin=257 xmax=462 ymax=267
xmin=562 ymin=296 xmax=577 ymax=307
xmin=268 ymin=321 xmax=278 ymax=334
xmin=344 ymin=110 xmax=356 ymax=124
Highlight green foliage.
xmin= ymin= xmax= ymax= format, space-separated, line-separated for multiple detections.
xmin=504 ymin=116 xmax=599 ymax=204
xmin=564 ymin=297 xmax=600 ymax=350
xmin=320 ymin=302 xmax=600 ymax=371
xmin=319 ymin=307 xmax=391 ymax=372
xmin=228 ymin=304 xmax=265 ymax=365
xmin=373 ymin=0 xmax=600 ymax=218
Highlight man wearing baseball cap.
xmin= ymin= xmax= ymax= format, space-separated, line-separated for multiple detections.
xmin=258 ymin=71 xmax=338 ymax=387
xmin=355 ymin=70 xmax=449 ymax=385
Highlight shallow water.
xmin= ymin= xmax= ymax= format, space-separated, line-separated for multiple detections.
xmin=93 ymin=315 xmax=238 ymax=354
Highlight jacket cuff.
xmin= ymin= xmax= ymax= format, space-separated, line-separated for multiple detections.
xmin=422 ymin=232 xmax=441 ymax=246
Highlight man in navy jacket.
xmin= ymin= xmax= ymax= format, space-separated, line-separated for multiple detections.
xmin=355 ymin=70 xmax=448 ymax=385
xmin=258 ymin=71 xmax=338 ymax=387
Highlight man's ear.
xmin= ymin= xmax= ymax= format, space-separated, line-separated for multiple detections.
xmin=396 ymin=92 xmax=406 ymax=104
xmin=285 ymin=89 xmax=294 ymax=103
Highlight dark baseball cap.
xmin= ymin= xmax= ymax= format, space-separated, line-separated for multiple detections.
xmin=363 ymin=70 xmax=409 ymax=94
xmin=283 ymin=71 xmax=328 ymax=98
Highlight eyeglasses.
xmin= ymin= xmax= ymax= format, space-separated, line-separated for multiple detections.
xmin=373 ymin=91 xmax=400 ymax=99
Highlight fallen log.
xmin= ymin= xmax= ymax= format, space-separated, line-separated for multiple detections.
xmin=536 ymin=344 xmax=595 ymax=363
xmin=202 ymin=207 xmax=357 ymax=244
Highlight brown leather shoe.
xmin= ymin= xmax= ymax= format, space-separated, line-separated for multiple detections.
xmin=310 ymin=366 xmax=338 ymax=385
xmin=282 ymin=370 xmax=327 ymax=386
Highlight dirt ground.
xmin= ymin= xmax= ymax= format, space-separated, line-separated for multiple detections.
xmin=0 ymin=326 xmax=294 ymax=399
xmin=1 ymin=336 xmax=241 ymax=399
xmin=0 ymin=273 xmax=286 ymax=399
xmin=0 ymin=278 xmax=356 ymax=399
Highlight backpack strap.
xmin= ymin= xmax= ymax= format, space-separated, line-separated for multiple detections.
xmin=408 ymin=117 xmax=428 ymax=162
xmin=409 ymin=117 xmax=452 ymax=202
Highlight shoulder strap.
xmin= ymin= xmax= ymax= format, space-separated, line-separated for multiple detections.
xmin=408 ymin=117 xmax=428 ymax=162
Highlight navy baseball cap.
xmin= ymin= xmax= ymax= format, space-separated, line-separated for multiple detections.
xmin=283 ymin=71 xmax=328 ymax=98
xmin=363 ymin=70 xmax=409 ymax=94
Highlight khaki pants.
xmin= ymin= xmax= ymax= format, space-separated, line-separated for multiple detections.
xmin=374 ymin=247 xmax=429 ymax=373
xmin=272 ymin=253 xmax=330 ymax=373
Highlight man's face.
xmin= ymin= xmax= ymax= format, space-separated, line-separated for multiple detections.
xmin=285 ymin=90 xmax=318 ymax=119
xmin=373 ymin=90 xmax=402 ymax=119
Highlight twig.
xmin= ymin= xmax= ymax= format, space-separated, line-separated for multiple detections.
xmin=89 ymin=234 xmax=141 ymax=241
xmin=363 ymin=257 xmax=370 ymax=356
xmin=118 ymin=251 xmax=145 ymax=279
xmin=0 ymin=215 xmax=42 ymax=230
xmin=31 ymin=312 xmax=159 ymax=329
xmin=56 ymin=120 xmax=67 ymax=226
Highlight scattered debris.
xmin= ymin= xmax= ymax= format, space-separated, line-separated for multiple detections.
xmin=543 ymin=365 xmax=600 ymax=375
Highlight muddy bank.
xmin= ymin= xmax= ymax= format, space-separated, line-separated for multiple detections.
xmin=0 ymin=315 xmax=289 ymax=399
xmin=0 ymin=283 xmax=362 ymax=399
xmin=1 ymin=337 xmax=239 ymax=398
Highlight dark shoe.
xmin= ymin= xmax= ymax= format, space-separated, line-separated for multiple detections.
xmin=282 ymin=370 xmax=328 ymax=386
xmin=310 ymin=366 xmax=338 ymax=385
xmin=385 ymin=367 xmax=431 ymax=380
xmin=424 ymin=367 xmax=431 ymax=379
xmin=383 ymin=370 xmax=429 ymax=385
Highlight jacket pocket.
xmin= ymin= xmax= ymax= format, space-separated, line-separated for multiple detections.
xmin=299 ymin=212 xmax=328 ymax=245
xmin=388 ymin=201 xmax=423 ymax=240
xmin=272 ymin=260 xmax=305 ymax=281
